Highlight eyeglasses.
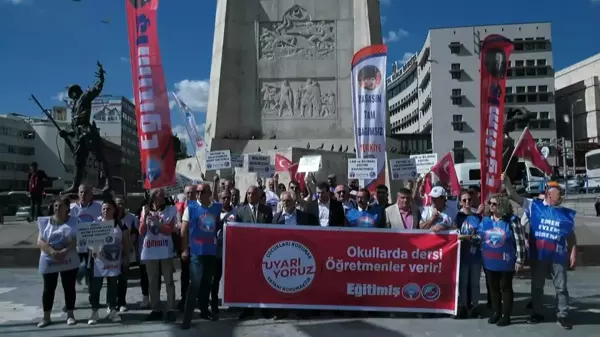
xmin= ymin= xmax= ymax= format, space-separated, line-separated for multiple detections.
xmin=462 ymin=198 xmax=472 ymax=202
xmin=488 ymin=201 xmax=498 ymax=206
xmin=336 ymin=191 xmax=345 ymax=194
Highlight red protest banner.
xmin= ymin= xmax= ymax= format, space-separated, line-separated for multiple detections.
xmin=223 ymin=224 xmax=460 ymax=314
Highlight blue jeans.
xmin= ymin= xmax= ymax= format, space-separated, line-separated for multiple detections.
xmin=182 ymin=255 xmax=216 ymax=323
xmin=531 ymin=260 xmax=569 ymax=318
xmin=459 ymin=260 xmax=481 ymax=308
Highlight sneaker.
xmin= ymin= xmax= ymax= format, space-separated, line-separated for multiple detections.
xmin=140 ymin=296 xmax=150 ymax=309
xmin=107 ymin=310 xmax=121 ymax=323
xmin=36 ymin=319 xmax=51 ymax=328
xmin=557 ymin=317 xmax=573 ymax=330
xmin=88 ymin=310 xmax=99 ymax=325
xmin=488 ymin=314 xmax=500 ymax=324
xmin=527 ymin=314 xmax=544 ymax=324
xmin=66 ymin=317 xmax=77 ymax=326
xmin=119 ymin=306 xmax=128 ymax=313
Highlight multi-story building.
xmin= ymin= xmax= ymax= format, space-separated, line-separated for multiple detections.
xmin=91 ymin=96 xmax=142 ymax=192
xmin=387 ymin=22 xmax=556 ymax=165
xmin=554 ymin=52 xmax=600 ymax=170
xmin=0 ymin=114 xmax=37 ymax=191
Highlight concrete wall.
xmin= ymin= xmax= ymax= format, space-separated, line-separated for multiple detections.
xmin=205 ymin=0 xmax=382 ymax=151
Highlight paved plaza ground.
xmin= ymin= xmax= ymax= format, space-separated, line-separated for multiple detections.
xmin=0 ymin=267 xmax=599 ymax=337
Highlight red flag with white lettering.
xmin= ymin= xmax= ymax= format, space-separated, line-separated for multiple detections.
xmin=479 ymin=35 xmax=514 ymax=204
xmin=511 ymin=127 xmax=553 ymax=175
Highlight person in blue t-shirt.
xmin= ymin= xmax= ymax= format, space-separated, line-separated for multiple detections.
xmin=180 ymin=183 xmax=222 ymax=329
xmin=456 ymin=190 xmax=483 ymax=319
xmin=346 ymin=188 xmax=385 ymax=228
xmin=503 ymin=174 xmax=577 ymax=330
xmin=478 ymin=194 xmax=526 ymax=327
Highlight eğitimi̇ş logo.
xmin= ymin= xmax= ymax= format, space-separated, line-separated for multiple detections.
xmin=262 ymin=240 xmax=316 ymax=294
xmin=357 ymin=65 xmax=382 ymax=91
xmin=198 ymin=213 xmax=216 ymax=232
xmin=357 ymin=215 xmax=376 ymax=228
xmin=484 ymin=228 xmax=506 ymax=248
xmin=402 ymin=283 xmax=421 ymax=301
xmin=421 ymin=283 xmax=441 ymax=302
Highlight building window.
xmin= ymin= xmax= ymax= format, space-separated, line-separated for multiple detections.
xmin=527 ymin=86 xmax=536 ymax=93
xmin=452 ymin=115 xmax=464 ymax=131
xmin=515 ymin=60 xmax=524 ymax=67
xmin=539 ymin=93 xmax=549 ymax=102
xmin=517 ymin=95 xmax=526 ymax=103
xmin=506 ymin=86 xmax=512 ymax=94
xmin=526 ymin=60 xmax=535 ymax=66
xmin=515 ymin=68 xmax=525 ymax=77
xmin=526 ymin=67 xmax=536 ymax=76
xmin=539 ymin=111 xmax=550 ymax=129
xmin=450 ymin=63 xmax=462 ymax=79
xmin=537 ymin=59 xmax=546 ymax=66
xmin=516 ymin=86 xmax=525 ymax=93
xmin=449 ymin=42 xmax=461 ymax=54
xmin=527 ymin=94 xmax=538 ymax=103
xmin=453 ymin=141 xmax=465 ymax=163
xmin=538 ymin=85 xmax=548 ymax=92
xmin=451 ymin=63 xmax=460 ymax=70
xmin=451 ymin=89 xmax=463 ymax=105
xmin=537 ymin=67 xmax=548 ymax=76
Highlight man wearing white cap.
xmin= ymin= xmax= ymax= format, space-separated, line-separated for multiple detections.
xmin=419 ymin=186 xmax=458 ymax=232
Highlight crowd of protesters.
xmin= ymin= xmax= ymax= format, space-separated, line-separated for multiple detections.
xmin=35 ymin=170 xmax=577 ymax=330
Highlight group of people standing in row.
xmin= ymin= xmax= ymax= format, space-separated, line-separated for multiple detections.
xmin=35 ymin=170 xmax=577 ymax=330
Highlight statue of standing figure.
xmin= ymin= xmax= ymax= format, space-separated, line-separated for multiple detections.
xmin=59 ymin=62 xmax=113 ymax=194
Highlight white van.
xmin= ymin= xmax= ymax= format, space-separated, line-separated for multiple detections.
xmin=454 ymin=160 xmax=548 ymax=195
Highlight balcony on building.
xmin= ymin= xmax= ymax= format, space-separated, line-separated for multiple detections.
xmin=448 ymin=41 xmax=462 ymax=55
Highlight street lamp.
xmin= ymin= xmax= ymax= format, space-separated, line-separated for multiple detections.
xmin=563 ymin=98 xmax=584 ymax=175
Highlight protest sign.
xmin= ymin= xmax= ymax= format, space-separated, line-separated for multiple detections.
xmin=248 ymin=154 xmax=272 ymax=175
xmin=297 ymin=155 xmax=322 ymax=173
xmin=348 ymin=158 xmax=378 ymax=180
xmin=223 ymin=224 xmax=459 ymax=314
xmin=390 ymin=158 xmax=418 ymax=180
xmin=410 ymin=154 xmax=438 ymax=176
xmin=77 ymin=221 xmax=115 ymax=250
xmin=230 ymin=154 xmax=244 ymax=168
xmin=206 ymin=150 xmax=232 ymax=170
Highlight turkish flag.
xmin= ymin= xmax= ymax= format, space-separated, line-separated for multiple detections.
xmin=512 ymin=127 xmax=553 ymax=175
xmin=424 ymin=152 xmax=461 ymax=203
xmin=275 ymin=154 xmax=306 ymax=191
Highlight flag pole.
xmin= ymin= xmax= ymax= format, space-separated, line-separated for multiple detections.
xmin=502 ymin=127 xmax=528 ymax=174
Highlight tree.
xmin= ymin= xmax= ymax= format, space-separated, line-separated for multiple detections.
xmin=172 ymin=134 xmax=190 ymax=161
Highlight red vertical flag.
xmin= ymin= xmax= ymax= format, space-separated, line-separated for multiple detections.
xmin=126 ymin=0 xmax=176 ymax=189
xmin=479 ymin=35 xmax=514 ymax=204
xmin=511 ymin=127 xmax=553 ymax=175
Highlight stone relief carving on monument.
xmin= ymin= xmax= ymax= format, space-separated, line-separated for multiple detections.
xmin=260 ymin=78 xmax=337 ymax=119
xmin=258 ymin=5 xmax=336 ymax=60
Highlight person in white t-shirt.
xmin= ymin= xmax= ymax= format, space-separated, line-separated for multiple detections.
xmin=419 ymin=186 xmax=458 ymax=232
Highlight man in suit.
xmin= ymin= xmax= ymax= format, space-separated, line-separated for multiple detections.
xmin=386 ymin=188 xmax=421 ymax=230
xmin=307 ymin=182 xmax=346 ymax=227
xmin=234 ymin=185 xmax=273 ymax=320
xmin=235 ymin=185 xmax=273 ymax=224
xmin=273 ymin=192 xmax=318 ymax=226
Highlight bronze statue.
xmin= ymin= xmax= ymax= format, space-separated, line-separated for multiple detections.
xmin=59 ymin=62 xmax=113 ymax=194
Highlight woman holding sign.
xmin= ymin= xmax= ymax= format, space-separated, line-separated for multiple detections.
xmin=87 ymin=199 xmax=130 ymax=325
xmin=37 ymin=195 xmax=80 ymax=328
xmin=478 ymin=195 xmax=525 ymax=327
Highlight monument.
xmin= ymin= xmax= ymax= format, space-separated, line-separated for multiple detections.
xmin=59 ymin=62 xmax=113 ymax=194
xmin=179 ymin=0 xmax=406 ymax=192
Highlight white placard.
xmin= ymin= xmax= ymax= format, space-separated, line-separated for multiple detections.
xmin=390 ymin=158 xmax=418 ymax=180
xmin=297 ymin=155 xmax=322 ymax=173
xmin=348 ymin=158 xmax=378 ymax=180
xmin=77 ymin=221 xmax=115 ymax=250
xmin=410 ymin=153 xmax=438 ymax=175
xmin=230 ymin=154 xmax=244 ymax=168
xmin=206 ymin=150 xmax=232 ymax=171
xmin=248 ymin=154 xmax=271 ymax=174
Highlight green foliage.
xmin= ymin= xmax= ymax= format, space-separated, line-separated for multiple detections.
xmin=172 ymin=134 xmax=190 ymax=161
